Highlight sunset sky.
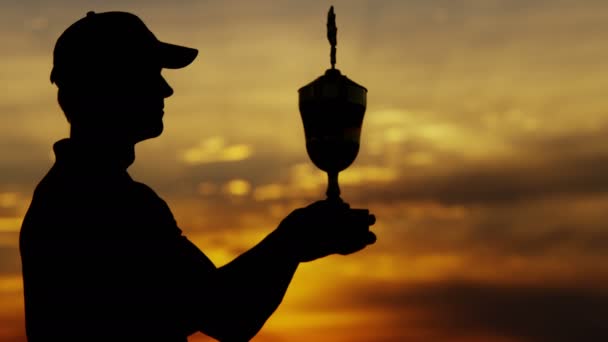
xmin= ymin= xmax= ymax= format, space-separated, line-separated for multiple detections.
xmin=1 ymin=0 xmax=608 ymax=341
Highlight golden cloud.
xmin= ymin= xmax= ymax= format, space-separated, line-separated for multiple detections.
xmin=181 ymin=136 xmax=253 ymax=165
xmin=251 ymin=163 xmax=399 ymax=202
xmin=253 ymin=183 xmax=284 ymax=201
xmin=0 ymin=218 xmax=22 ymax=233
xmin=0 ymin=193 xmax=18 ymax=208
xmin=340 ymin=166 xmax=398 ymax=185
xmin=0 ymin=276 xmax=22 ymax=293
xmin=224 ymin=179 xmax=252 ymax=197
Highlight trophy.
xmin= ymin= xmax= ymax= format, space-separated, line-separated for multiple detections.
xmin=298 ymin=6 xmax=368 ymax=203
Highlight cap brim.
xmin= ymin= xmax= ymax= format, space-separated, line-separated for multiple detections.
xmin=158 ymin=41 xmax=198 ymax=69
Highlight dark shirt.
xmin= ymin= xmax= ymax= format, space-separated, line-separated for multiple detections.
xmin=20 ymin=139 xmax=216 ymax=341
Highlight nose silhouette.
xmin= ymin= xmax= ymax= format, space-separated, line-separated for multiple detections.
xmin=161 ymin=75 xmax=173 ymax=98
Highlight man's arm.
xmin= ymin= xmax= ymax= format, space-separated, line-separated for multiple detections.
xmin=200 ymin=231 xmax=299 ymax=341
xmin=188 ymin=201 xmax=375 ymax=341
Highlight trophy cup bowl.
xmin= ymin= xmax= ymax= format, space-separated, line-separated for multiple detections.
xmin=298 ymin=68 xmax=367 ymax=202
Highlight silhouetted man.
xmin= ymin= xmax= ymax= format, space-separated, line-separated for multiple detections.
xmin=20 ymin=11 xmax=376 ymax=342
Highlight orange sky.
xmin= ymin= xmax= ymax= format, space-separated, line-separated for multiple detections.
xmin=1 ymin=1 xmax=608 ymax=341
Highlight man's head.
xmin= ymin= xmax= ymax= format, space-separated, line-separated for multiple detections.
xmin=51 ymin=11 xmax=197 ymax=143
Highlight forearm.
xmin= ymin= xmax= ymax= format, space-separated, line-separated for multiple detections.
xmin=201 ymin=228 xmax=299 ymax=341
xmin=194 ymin=202 xmax=375 ymax=340
xmin=220 ymin=228 xmax=299 ymax=311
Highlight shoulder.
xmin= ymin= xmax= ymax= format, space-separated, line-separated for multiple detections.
xmin=130 ymin=181 xmax=171 ymax=210
xmin=128 ymin=180 xmax=183 ymax=235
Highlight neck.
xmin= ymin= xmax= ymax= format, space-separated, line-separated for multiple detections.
xmin=68 ymin=127 xmax=136 ymax=170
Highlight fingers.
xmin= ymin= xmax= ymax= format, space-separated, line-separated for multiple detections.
xmin=336 ymin=225 xmax=377 ymax=255
xmin=366 ymin=231 xmax=377 ymax=244
xmin=286 ymin=203 xmax=378 ymax=258
xmin=337 ymin=231 xmax=375 ymax=255
xmin=368 ymin=214 xmax=376 ymax=226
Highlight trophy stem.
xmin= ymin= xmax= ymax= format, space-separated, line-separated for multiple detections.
xmin=326 ymin=171 xmax=342 ymax=202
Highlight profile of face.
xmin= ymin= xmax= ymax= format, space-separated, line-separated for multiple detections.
xmin=61 ymin=61 xmax=174 ymax=144
xmin=110 ymin=63 xmax=174 ymax=142
xmin=101 ymin=62 xmax=174 ymax=143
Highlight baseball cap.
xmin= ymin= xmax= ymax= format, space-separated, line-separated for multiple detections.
xmin=50 ymin=11 xmax=198 ymax=86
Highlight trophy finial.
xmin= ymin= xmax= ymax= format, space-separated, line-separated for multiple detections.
xmin=327 ymin=6 xmax=337 ymax=69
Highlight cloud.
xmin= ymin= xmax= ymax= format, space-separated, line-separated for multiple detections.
xmin=325 ymin=279 xmax=608 ymax=342
xmin=180 ymin=136 xmax=254 ymax=165
xmin=0 ymin=246 xmax=21 ymax=276
xmin=351 ymin=141 xmax=608 ymax=206
xmin=0 ymin=206 xmax=19 ymax=219
xmin=417 ymin=281 xmax=608 ymax=342
xmin=0 ymin=192 xmax=18 ymax=208
xmin=0 ymin=218 xmax=22 ymax=233
xmin=249 ymin=163 xmax=398 ymax=202
xmin=253 ymin=183 xmax=284 ymax=201
xmin=367 ymin=196 xmax=608 ymax=269
xmin=141 ymin=136 xmax=304 ymax=198
xmin=223 ymin=179 xmax=252 ymax=196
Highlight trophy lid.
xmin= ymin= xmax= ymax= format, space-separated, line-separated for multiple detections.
xmin=298 ymin=68 xmax=367 ymax=106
